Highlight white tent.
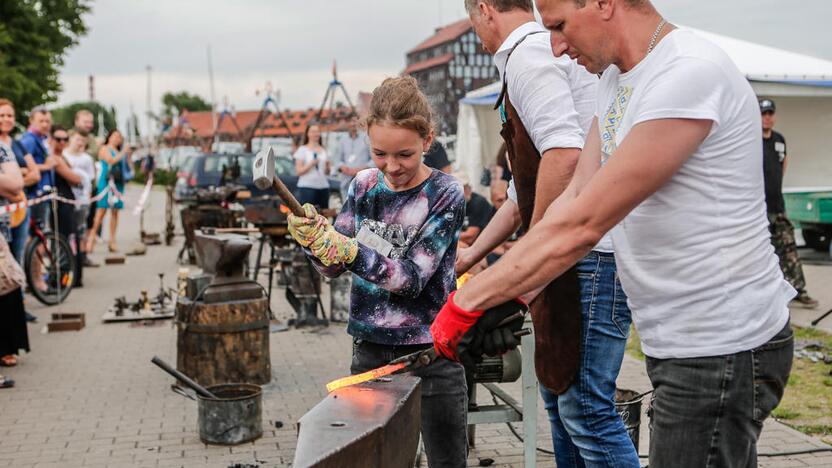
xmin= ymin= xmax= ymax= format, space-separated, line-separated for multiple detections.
xmin=456 ymin=27 xmax=832 ymax=196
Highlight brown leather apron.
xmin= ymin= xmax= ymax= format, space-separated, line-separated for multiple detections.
xmin=495 ymin=32 xmax=582 ymax=394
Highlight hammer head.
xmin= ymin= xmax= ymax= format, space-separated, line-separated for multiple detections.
xmin=253 ymin=146 xmax=275 ymax=190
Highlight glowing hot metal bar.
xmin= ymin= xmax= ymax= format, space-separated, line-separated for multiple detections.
xmin=325 ymin=362 xmax=408 ymax=392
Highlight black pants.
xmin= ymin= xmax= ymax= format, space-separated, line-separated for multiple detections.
xmin=296 ymin=187 xmax=329 ymax=210
xmin=351 ymin=339 xmax=468 ymax=468
xmin=646 ymin=322 xmax=793 ymax=467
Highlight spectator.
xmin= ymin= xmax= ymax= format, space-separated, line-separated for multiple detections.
xmin=48 ymin=127 xmax=85 ymax=287
xmin=63 ymin=131 xmax=96 ymax=268
xmin=456 ymin=172 xmax=495 ymax=246
xmin=0 ymin=137 xmax=27 ymax=379
xmin=19 ymin=107 xmax=53 ymax=231
xmin=760 ymin=99 xmax=818 ymax=308
xmin=293 ymin=123 xmax=331 ymax=209
xmin=73 ymin=109 xmax=98 ymax=158
xmin=0 ymin=99 xmax=41 ymax=323
xmin=87 ymin=129 xmax=129 ymax=254
xmin=422 ymin=140 xmax=451 ymax=173
xmin=332 ymin=117 xmax=373 ymax=200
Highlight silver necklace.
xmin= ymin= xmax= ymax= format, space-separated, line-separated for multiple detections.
xmin=647 ymin=18 xmax=667 ymax=55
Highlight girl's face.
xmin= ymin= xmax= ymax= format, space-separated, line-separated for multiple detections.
xmin=69 ymin=133 xmax=87 ymax=152
xmin=307 ymin=125 xmax=321 ymax=145
xmin=109 ymin=131 xmax=123 ymax=147
xmin=368 ymin=122 xmax=432 ymax=190
xmin=0 ymin=105 xmax=15 ymax=135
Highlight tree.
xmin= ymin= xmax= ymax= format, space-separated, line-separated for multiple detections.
xmin=51 ymin=101 xmax=117 ymax=135
xmin=161 ymin=91 xmax=211 ymax=118
xmin=0 ymin=0 xmax=91 ymax=122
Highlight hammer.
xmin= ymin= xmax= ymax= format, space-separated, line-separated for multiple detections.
xmin=252 ymin=147 xmax=306 ymax=217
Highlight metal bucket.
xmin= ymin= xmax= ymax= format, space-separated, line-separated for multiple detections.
xmin=197 ymin=383 xmax=263 ymax=445
xmin=615 ymin=388 xmax=646 ymax=452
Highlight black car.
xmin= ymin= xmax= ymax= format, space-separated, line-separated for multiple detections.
xmin=174 ymin=152 xmax=341 ymax=206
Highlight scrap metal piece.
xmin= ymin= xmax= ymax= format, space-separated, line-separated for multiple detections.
xmin=293 ymin=375 xmax=421 ymax=468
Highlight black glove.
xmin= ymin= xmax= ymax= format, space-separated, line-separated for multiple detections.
xmin=457 ymin=299 xmax=527 ymax=369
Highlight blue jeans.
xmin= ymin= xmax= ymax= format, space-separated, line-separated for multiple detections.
xmin=9 ymin=210 xmax=29 ymax=264
xmin=540 ymin=251 xmax=639 ymax=468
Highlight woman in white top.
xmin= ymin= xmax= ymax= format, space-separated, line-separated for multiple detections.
xmin=293 ymin=123 xmax=330 ymax=209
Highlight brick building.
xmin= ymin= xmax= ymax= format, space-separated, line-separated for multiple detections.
xmin=404 ymin=18 xmax=497 ymax=135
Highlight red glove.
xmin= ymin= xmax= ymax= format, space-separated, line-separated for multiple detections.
xmin=430 ymin=291 xmax=483 ymax=362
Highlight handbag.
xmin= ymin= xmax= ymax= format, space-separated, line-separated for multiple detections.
xmin=0 ymin=234 xmax=25 ymax=296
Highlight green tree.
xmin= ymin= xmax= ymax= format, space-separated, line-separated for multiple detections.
xmin=51 ymin=101 xmax=117 ymax=135
xmin=0 ymin=0 xmax=92 ymax=122
xmin=161 ymin=91 xmax=211 ymax=118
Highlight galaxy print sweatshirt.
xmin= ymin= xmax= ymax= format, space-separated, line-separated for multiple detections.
xmin=308 ymin=168 xmax=465 ymax=345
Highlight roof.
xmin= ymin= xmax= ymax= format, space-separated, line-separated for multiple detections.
xmin=403 ymin=53 xmax=454 ymax=75
xmin=408 ymin=18 xmax=471 ymax=55
xmin=685 ymin=26 xmax=832 ymax=83
xmin=165 ymin=106 xmax=357 ymax=142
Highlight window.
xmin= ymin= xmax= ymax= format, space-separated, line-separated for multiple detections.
xmin=473 ymin=67 xmax=480 ymax=79
xmin=456 ymin=66 xmax=463 ymax=77
xmin=455 ymin=43 xmax=461 ymax=54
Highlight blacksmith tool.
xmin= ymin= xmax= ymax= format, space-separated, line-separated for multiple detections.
xmin=151 ymin=356 xmax=218 ymax=399
xmin=325 ymin=311 xmax=531 ymax=392
xmin=252 ymin=147 xmax=305 ymax=217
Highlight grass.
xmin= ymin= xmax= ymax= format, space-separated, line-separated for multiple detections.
xmin=625 ymin=324 xmax=832 ymax=445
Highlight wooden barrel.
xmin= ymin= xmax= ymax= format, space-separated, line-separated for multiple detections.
xmin=176 ymin=296 xmax=271 ymax=386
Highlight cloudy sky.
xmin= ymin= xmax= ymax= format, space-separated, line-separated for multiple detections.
xmin=57 ymin=0 xmax=832 ymax=134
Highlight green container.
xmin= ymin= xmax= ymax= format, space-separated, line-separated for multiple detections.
xmin=784 ymin=189 xmax=832 ymax=252
xmin=785 ymin=191 xmax=832 ymax=225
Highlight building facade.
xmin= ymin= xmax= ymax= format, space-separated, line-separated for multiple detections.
xmin=404 ymin=19 xmax=498 ymax=135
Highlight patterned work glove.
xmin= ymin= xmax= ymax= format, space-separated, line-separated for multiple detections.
xmin=287 ymin=203 xmax=328 ymax=248
xmin=308 ymin=224 xmax=359 ymax=267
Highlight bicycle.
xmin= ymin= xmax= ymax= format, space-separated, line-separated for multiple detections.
xmin=23 ymin=204 xmax=75 ymax=305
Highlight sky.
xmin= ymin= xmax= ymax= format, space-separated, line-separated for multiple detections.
xmin=56 ymin=0 xmax=832 ymax=136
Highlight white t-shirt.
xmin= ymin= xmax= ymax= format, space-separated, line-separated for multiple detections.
xmin=596 ymin=29 xmax=793 ymax=359
xmin=294 ymin=146 xmax=329 ymax=189
xmin=496 ymin=21 xmax=613 ymax=252
xmin=63 ymin=150 xmax=95 ymax=204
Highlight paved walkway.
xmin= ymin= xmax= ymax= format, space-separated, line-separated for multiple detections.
xmin=1 ymin=185 xmax=831 ymax=467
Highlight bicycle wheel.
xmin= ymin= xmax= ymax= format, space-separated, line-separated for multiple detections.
xmin=24 ymin=232 xmax=75 ymax=305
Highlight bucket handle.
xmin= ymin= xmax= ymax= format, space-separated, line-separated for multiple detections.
xmin=171 ymin=384 xmax=196 ymax=401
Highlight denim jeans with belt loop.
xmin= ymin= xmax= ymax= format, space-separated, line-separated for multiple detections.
xmin=540 ymin=250 xmax=640 ymax=468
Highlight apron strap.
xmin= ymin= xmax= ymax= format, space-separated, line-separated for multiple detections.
xmin=494 ymin=30 xmax=548 ymax=110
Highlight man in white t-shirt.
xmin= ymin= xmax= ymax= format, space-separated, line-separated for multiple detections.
xmin=432 ymin=1 xmax=794 ymax=466
xmin=459 ymin=1 xmax=637 ymax=465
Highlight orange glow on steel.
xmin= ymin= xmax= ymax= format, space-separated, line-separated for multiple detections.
xmin=279 ymin=204 xmax=291 ymax=214
xmin=456 ymin=273 xmax=472 ymax=290
xmin=325 ymin=362 xmax=408 ymax=392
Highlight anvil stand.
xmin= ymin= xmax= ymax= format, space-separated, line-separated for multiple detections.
xmin=250 ymin=228 xmax=328 ymax=327
xmin=466 ymin=317 xmax=538 ymax=468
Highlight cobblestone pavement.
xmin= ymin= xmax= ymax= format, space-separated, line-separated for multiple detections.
xmin=2 ymin=186 xmax=831 ymax=467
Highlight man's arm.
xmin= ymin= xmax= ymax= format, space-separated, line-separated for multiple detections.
xmin=454 ymin=118 xmax=713 ymax=311
xmin=530 ymin=147 xmax=580 ymax=226
xmin=456 ymin=200 xmax=521 ymax=274
xmin=21 ymin=154 xmax=41 ymax=186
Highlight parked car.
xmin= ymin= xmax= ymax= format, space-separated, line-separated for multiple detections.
xmin=174 ymin=152 xmax=342 ymax=208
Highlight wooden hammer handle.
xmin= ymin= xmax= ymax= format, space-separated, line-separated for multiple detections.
xmin=271 ymin=176 xmax=305 ymax=217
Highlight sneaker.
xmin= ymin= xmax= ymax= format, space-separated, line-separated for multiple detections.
xmin=24 ymin=311 xmax=38 ymax=323
xmin=791 ymin=292 xmax=819 ymax=309
xmin=83 ymin=257 xmax=100 ymax=268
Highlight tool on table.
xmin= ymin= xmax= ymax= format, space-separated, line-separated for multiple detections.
xmin=325 ymin=311 xmax=531 ymax=392
xmin=151 ymin=356 xmax=218 ymax=399
xmin=253 ymin=147 xmax=305 ymax=217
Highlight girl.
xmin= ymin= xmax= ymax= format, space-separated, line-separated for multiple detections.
xmin=288 ymin=76 xmax=467 ymax=467
xmin=293 ymin=123 xmax=330 ymax=209
xmin=87 ymin=129 xmax=129 ymax=253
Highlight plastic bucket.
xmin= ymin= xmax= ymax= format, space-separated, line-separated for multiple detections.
xmin=615 ymin=388 xmax=646 ymax=452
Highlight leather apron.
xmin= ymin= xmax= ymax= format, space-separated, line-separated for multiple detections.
xmin=495 ymin=32 xmax=582 ymax=394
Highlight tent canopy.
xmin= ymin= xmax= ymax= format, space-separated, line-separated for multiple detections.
xmin=456 ymin=27 xmax=832 ymax=193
